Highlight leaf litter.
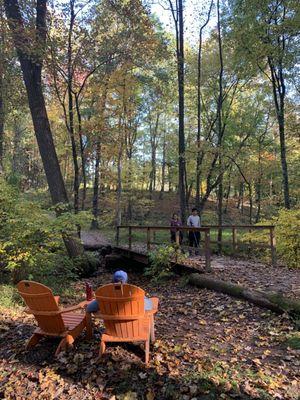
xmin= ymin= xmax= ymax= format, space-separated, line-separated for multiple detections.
xmin=0 ymin=266 xmax=299 ymax=399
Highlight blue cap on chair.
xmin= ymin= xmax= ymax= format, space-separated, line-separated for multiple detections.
xmin=113 ymin=270 xmax=128 ymax=283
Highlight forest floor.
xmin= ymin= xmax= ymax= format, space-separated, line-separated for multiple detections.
xmin=1 ymin=230 xmax=299 ymax=399
xmin=1 ymin=265 xmax=300 ymax=400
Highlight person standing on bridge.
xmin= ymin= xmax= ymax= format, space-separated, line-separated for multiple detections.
xmin=187 ymin=208 xmax=201 ymax=256
xmin=170 ymin=213 xmax=183 ymax=245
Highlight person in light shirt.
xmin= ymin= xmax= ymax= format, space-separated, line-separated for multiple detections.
xmin=187 ymin=207 xmax=201 ymax=256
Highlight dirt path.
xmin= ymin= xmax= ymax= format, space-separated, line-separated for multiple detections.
xmin=189 ymin=256 xmax=300 ymax=300
xmin=81 ymin=230 xmax=110 ymax=247
xmin=0 ymin=267 xmax=299 ymax=399
xmin=94 ymin=230 xmax=300 ymax=301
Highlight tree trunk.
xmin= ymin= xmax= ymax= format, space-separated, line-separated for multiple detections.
xmin=224 ymin=170 xmax=232 ymax=214
xmin=116 ymin=146 xmax=122 ymax=227
xmin=159 ymin=129 xmax=166 ymax=200
xmin=115 ymin=116 xmax=123 ymax=228
xmin=5 ymin=0 xmax=83 ymax=258
xmin=216 ymin=0 xmax=224 ymax=254
xmin=0 ymin=71 xmax=3 ymax=173
xmin=168 ymin=164 xmax=172 ymax=192
xmin=178 ymin=0 xmax=186 ymax=223
xmin=217 ymin=167 xmax=223 ymax=253
xmin=255 ymin=140 xmax=262 ymax=223
xmin=0 ymin=2 xmax=4 ymax=173
xmin=91 ymin=82 xmax=108 ymax=229
xmin=67 ymin=1 xmax=80 ymax=213
xmin=189 ymin=273 xmax=300 ymax=317
xmin=268 ymin=57 xmax=290 ymax=209
xmin=91 ymin=140 xmax=101 ymax=229
xmin=237 ymin=182 xmax=244 ymax=212
xmin=75 ymin=94 xmax=87 ymax=211
xmin=249 ymin=184 xmax=253 ymax=224
xmin=149 ymin=112 xmax=160 ymax=198
xmin=169 ymin=0 xmax=186 ymax=222
xmin=196 ymin=0 xmax=213 ymax=209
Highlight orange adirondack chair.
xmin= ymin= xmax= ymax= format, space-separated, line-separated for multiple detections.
xmin=17 ymin=280 xmax=92 ymax=356
xmin=95 ymin=283 xmax=159 ymax=364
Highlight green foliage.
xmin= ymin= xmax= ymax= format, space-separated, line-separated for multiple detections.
xmin=73 ymin=252 xmax=100 ymax=278
xmin=0 ymin=179 xmax=92 ymax=283
xmin=275 ymin=209 xmax=300 ymax=269
xmin=145 ymin=245 xmax=186 ymax=281
xmin=285 ymin=333 xmax=300 ymax=350
xmin=0 ymin=284 xmax=22 ymax=308
xmin=241 ymin=209 xmax=300 ymax=268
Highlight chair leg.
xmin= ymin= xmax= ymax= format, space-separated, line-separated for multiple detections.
xmin=65 ymin=334 xmax=74 ymax=349
xmin=85 ymin=313 xmax=93 ymax=339
xmin=55 ymin=338 xmax=67 ymax=357
xmin=99 ymin=340 xmax=106 ymax=357
xmin=26 ymin=333 xmax=42 ymax=349
xmin=145 ymin=339 xmax=150 ymax=364
xmin=55 ymin=335 xmax=74 ymax=357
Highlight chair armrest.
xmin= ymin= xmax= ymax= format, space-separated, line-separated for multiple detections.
xmin=60 ymin=301 xmax=89 ymax=314
xmin=145 ymin=297 xmax=159 ymax=315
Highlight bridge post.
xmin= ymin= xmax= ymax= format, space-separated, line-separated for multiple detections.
xmin=128 ymin=226 xmax=132 ymax=250
xmin=116 ymin=226 xmax=120 ymax=246
xmin=204 ymin=229 xmax=212 ymax=272
xmin=176 ymin=229 xmax=180 ymax=246
xmin=232 ymin=227 xmax=237 ymax=254
xmin=147 ymin=228 xmax=151 ymax=251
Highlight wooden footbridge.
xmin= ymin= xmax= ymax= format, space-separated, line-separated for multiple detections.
xmin=113 ymin=224 xmax=276 ymax=270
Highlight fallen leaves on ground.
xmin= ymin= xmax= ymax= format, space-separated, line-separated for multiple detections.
xmin=0 ymin=267 xmax=299 ymax=399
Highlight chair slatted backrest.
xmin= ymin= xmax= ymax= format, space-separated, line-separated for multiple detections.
xmin=95 ymin=283 xmax=146 ymax=339
xmin=17 ymin=281 xmax=66 ymax=334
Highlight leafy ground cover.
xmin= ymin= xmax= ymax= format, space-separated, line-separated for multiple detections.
xmin=0 ymin=265 xmax=299 ymax=399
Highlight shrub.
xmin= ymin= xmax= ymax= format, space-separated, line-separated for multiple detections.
xmin=145 ymin=245 xmax=186 ymax=281
xmin=0 ymin=179 xmax=92 ymax=283
xmin=275 ymin=209 xmax=300 ymax=268
xmin=241 ymin=209 xmax=300 ymax=268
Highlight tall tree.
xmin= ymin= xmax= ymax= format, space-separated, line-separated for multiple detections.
xmin=195 ymin=0 xmax=214 ymax=209
xmin=5 ymin=0 xmax=82 ymax=256
xmin=216 ymin=0 xmax=224 ymax=252
xmin=228 ymin=0 xmax=299 ymax=208
xmin=0 ymin=0 xmax=5 ymax=172
xmin=168 ymin=0 xmax=186 ymax=222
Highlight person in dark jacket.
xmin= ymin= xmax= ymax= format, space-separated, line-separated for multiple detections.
xmin=170 ymin=213 xmax=183 ymax=244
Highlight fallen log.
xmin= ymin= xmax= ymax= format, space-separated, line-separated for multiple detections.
xmin=189 ymin=273 xmax=300 ymax=317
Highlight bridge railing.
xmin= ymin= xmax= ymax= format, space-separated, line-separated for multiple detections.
xmin=201 ymin=225 xmax=276 ymax=266
xmin=116 ymin=225 xmax=212 ymax=271
xmin=116 ymin=224 xmax=276 ymax=267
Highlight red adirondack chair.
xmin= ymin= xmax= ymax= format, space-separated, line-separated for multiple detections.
xmin=17 ymin=280 xmax=92 ymax=356
xmin=94 ymin=283 xmax=158 ymax=364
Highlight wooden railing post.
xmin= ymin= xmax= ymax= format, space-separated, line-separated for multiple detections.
xmin=270 ymin=226 xmax=276 ymax=266
xmin=232 ymin=227 xmax=237 ymax=254
xmin=116 ymin=226 xmax=120 ymax=246
xmin=175 ymin=229 xmax=180 ymax=246
xmin=128 ymin=226 xmax=132 ymax=250
xmin=147 ymin=228 xmax=151 ymax=251
xmin=204 ymin=229 xmax=212 ymax=272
